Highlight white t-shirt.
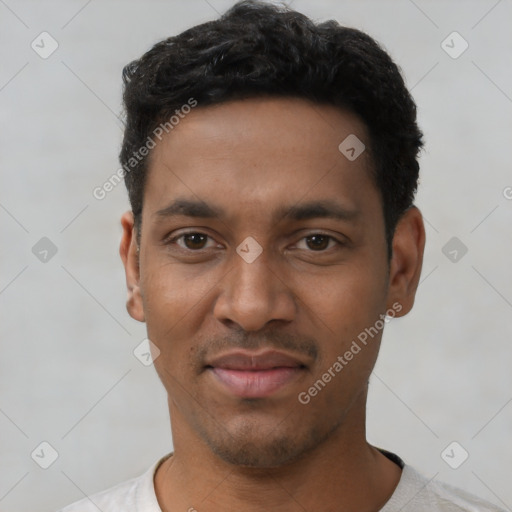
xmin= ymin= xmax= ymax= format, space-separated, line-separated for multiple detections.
xmin=57 ymin=450 xmax=506 ymax=511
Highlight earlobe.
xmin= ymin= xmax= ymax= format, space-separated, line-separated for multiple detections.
xmin=119 ymin=211 xmax=145 ymax=322
xmin=386 ymin=206 xmax=426 ymax=317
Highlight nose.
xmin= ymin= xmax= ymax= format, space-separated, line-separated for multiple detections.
xmin=213 ymin=250 xmax=296 ymax=332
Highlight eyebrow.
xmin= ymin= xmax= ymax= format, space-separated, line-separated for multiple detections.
xmin=277 ymin=200 xmax=361 ymax=222
xmin=154 ymin=198 xmax=221 ymax=219
xmin=153 ymin=198 xmax=361 ymax=223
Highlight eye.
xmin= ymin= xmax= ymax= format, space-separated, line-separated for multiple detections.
xmin=296 ymin=234 xmax=339 ymax=251
xmin=171 ymin=232 xmax=217 ymax=250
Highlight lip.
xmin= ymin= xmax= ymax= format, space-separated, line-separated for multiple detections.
xmin=205 ymin=350 xmax=307 ymax=399
xmin=206 ymin=349 xmax=307 ymax=370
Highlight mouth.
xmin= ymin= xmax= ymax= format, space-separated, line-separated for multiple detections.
xmin=208 ymin=367 xmax=306 ymax=399
xmin=205 ymin=350 xmax=308 ymax=399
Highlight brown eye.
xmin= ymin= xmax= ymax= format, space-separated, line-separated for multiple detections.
xmin=182 ymin=233 xmax=208 ymax=250
xmin=305 ymin=234 xmax=331 ymax=251
xmin=165 ymin=231 xmax=220 ymax=252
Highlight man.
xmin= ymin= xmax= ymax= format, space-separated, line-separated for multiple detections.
xmin=59 ymin=1 xmax=504 ymax=510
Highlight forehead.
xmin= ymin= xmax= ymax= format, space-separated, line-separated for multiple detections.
xmin=143 ymin=97 xmax=379 ymax=221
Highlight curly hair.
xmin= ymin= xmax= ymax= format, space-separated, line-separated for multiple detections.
xmin=120 ymin=0 xmax=424 ymax=259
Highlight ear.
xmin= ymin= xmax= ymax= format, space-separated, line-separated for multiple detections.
xmin=385 ymin=206 xmax=425 ymax=317
xmin=119 ymin=211 xmax=145 ymax=322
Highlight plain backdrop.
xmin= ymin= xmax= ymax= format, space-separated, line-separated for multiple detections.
xmin=1 ymin=1 xmax=511 ymax=510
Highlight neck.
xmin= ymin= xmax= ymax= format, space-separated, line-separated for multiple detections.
xmin=154 ymin=391 xmax=401 ymax=512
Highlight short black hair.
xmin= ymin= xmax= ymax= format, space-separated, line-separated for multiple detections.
xmin=120 ymin=0 xmax=423 ymax=259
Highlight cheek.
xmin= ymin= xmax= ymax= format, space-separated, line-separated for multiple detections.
xmin=298 ymin=259 xmax=387 ymax=338
xmin=295 ymin=268 xmax=387 ymax=410
xmin=142 ymin=253 xmax=219 ymax=314
xmin=140 ymin=254 xmax=241 ymax=394
xmin=140 ymin=258 xmax=216 ymax=360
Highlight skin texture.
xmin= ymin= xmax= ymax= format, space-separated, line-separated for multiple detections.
xmin=119 ymin=97 xmax=425 ymax=512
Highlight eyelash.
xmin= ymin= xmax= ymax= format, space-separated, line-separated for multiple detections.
xmin=164 ymin=231 xmax=344 ymax=252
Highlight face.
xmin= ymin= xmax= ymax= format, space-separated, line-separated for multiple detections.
xmin=120 ymin=97 xmax=424 ymax=468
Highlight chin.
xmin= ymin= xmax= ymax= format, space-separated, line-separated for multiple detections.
xmin=202 ymin=422 xmax=329 ymax=469
xmin=211 ymin=440 xmax=297 ymax=468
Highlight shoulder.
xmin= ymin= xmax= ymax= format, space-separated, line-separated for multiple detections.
xmin=57 ymin=475 xmax=140 ymax=512
xmin=56 ymin=454 xmax=170 ymax=512
xmin=381 ymin=464 xmax=506 ymax=512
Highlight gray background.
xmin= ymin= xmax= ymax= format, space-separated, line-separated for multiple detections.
xmin=1 ymin=0 xmax=511 ymax=510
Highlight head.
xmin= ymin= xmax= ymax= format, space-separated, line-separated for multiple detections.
xmin=119 ymin=1 xmax=425 ymax=468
